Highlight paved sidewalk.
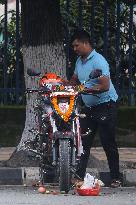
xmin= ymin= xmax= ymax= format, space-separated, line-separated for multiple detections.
xmin=0 ymin=147 xmax=136 ymax=163
xmin=0 ymin=147 xmax=136 ymax=186
xmin=91 ymin=147 xmax=136 ymax=163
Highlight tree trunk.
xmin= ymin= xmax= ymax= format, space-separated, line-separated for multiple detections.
xmin=19 ymin=0 xmax=66 ymax=149
xmin=18 ymin=43 xmax=66 ymax=150
xmin=7 ymin=0 xmax=66 ymax=166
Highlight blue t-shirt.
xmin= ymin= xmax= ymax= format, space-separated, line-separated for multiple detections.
xmin=74 ymin=49 xmax=118 ymax=107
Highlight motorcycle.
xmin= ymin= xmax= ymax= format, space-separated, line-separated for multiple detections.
xmin=26 ymin=69 xmax=99 ymax=193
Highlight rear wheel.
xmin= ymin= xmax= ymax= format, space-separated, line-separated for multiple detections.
xmin=59 ymin=139 xmax=71 ymax=193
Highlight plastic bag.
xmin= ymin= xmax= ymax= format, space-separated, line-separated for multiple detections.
xmin=95 ymin=179 xmax=105 ymax=187
xmin=80 ymin=173 xmax=95 ymax=189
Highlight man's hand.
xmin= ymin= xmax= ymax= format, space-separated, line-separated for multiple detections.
xmin=83 ymin=83 xmax=107 ymax=94
xmin=62 ymin=75 xmax=79 ymax=86
xmin=69 ymin=74 xmax=80 ymax=86
xmin=83 ymin=87 xmax=94 ymax=93
xmin=62 ymin=79 xmax=70 ymax=85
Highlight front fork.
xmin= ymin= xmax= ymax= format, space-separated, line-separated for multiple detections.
xmin=52 ymin=142 xmax=58 ymax=166
xmin=72 ymin=117 xmax=83 ymax=157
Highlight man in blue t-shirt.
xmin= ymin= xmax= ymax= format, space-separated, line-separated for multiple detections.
xmin=69 ymin=30 xmax=121 ymax=188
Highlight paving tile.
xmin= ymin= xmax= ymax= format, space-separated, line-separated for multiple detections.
xmin=0 ymin=147 xmax=136 ymax=163
xmin=0 ymin=147 xmax=16 ymax=161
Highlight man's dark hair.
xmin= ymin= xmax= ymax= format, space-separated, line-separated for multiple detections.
xmin=70 ymin=29 xmax=93 ymax=46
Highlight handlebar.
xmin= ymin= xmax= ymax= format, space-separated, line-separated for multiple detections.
xmin=26 ymin=86 xmax=100 ymax=98
xmin=26 ymin=88 xmax=50 ymax=94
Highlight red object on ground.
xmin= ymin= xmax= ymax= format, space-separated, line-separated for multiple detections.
xmin=38 ymin=186 xmax=46 ymax=194
xmin=76 ymin=184 xmax=100 ymax=196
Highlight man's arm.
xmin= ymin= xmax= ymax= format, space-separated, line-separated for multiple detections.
xmin=85 ymin=76 xmax=110 ymax=93
xmin=62 ymin=74 xmax=79 ymax=86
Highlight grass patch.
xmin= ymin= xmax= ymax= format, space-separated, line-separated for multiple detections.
xmin=0 ymin=106 xmax=25 ymax=146
xmin=117 ymin=106 xmax=136 ymax=131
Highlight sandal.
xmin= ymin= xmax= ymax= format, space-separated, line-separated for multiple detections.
xmin=110 ymin=179 xmax=122 ymax=188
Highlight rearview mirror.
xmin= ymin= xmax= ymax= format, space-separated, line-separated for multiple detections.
xmin=27 ymin=68 xmax=41 ymax=77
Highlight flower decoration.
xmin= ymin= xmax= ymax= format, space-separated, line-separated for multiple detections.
xmin=77 ymin=84 xmax=85 ymax=91
xmin=51 ymin=95 xmax=75 ymax=122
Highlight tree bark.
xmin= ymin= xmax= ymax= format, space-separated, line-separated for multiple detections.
xmin=8 ymin=0 xmax=67 ymax=166
xmin=18 ymin=43 xmax=66 ymax=150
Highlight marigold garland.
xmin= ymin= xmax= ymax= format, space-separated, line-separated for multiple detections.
xmin=51 ymin=95 xmax=75 ymax=122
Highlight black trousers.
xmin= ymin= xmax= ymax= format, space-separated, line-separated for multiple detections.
xmin=76 ymin=100 xmax=120 ymax=180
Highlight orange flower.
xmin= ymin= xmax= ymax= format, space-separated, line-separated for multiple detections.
xmin=51 ymin=95 xmax=75 ymax=122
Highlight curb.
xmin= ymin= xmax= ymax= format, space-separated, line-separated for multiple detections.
xmin=0 ymin=167 xmax=136 ymax=186
xmin=0 ymin=167 xmax=22 ymax=185
xmin=123 ymin=169 xmax=136 ymax=186
xmin=22 ymin=167 xmax=40 ymax=186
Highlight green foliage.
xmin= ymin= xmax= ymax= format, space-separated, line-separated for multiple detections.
xmin=0 ymin=0 xmax=5 ymax=5
xmin=0 ymin=11 xmax=16 ymax=74
xmin=0 ymin=1 xmax=135 ymax=75
xmin=118 ymin=106 xmax=136 ymax=130
xmin=60 ymin=0 xmax=136 ymax=99
xmin=0 ymin=10 xmax=22 ymax=75
xmin=0 ymin=9 xmax=24 ymax=104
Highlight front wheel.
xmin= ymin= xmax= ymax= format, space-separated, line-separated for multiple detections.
xmin=59 ymin=139 xmax=71 ymax=193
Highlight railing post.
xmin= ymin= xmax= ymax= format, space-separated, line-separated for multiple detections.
xmin=65 ymin=0 xmax=70 ymax=80
xmin=128 ymin=0 xmax=133 ymax=106
xmin=90 ymin=0 xmax=95 ymax=45
xmin=103 ymin=0 xmax=108 ymax=58
xmin=78 ymin=0 xmax=83 ymax=28
xmin=3 ymin=0 xmax=8 ymax=104
xmin=16 ymin=0 xmax=20 ymax=104
xmin=115 ymin=0 xmax=121 ymax=94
